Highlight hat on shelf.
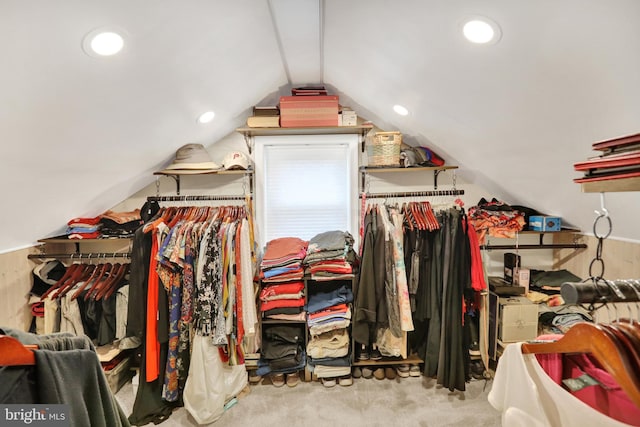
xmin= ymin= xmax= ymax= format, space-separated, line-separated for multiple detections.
xmin=161 ymin=143 xmax=221 ymax=172
xmin=222 ymin=151 xmax=252 ymax=171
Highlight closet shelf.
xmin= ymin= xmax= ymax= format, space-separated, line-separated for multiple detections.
xmin=579 ymin=176 xmax=640 ymax=193
xmin=38 ymin=236 xmax=133 ymax=243
xmin=154 ymin=168 xmax=253 ymax=196
xmin=352 ymin=353 xmax=424 ymax=367
xmin=480 ymin=228 xmax=587 ymax=251
xmin=360 ymin=165 xmax=459 ymax=191
xmin=237 ymin=125 xmax=373 ymax=154
xmin=260 ymin=319 xmax=307 ymax=325
xmin=236 ymin=125 xmax=373 ymax=137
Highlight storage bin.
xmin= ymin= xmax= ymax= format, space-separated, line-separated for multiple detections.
xmin=367 ymin=131 xmax=402 ymax=167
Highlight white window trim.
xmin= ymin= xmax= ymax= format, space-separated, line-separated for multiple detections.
xmin=253 ymin=133 xmax=360 ymax=252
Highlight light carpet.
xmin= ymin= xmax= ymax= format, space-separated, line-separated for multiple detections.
xmin=116 ymin=375 xmax=502 ymax=427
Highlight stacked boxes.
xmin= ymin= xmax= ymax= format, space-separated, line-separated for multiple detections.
xmin=279 ymin=96 xmax=339 ymax=128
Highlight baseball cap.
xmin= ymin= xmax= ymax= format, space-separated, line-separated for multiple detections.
xmin=161 ymin=143 xmax=221 ymax=172
xmin=222 ymin=151 xmax=251 ymax=170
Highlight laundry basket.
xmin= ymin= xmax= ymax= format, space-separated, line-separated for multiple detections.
xmin=367 ymin=131 xmax=402 ymax=167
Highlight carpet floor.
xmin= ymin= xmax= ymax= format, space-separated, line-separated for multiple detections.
xmin=116 ymin=374 xmax=502 ymax=427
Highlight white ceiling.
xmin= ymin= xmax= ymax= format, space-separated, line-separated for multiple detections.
xmin=2 ymin=0 xmax=640 ymax=253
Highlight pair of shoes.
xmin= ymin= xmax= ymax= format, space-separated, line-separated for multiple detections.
xmin=248 ymin=372 xmax=262 ymax=384
xmin=271 ymin=373 xmax=285 ymax=387
xmin=397 ymin=364 xmax=410 ymax=378
xmin=322 ymin=377 xmax=337 ymax=388
xmin=358 ymin=345 xmax=370 ymax=360
xmin=409 ymin=365 xmax=421 ymax=377
xmin=352 ymin=367 xmax=362 ymax=379
xmin=470 ymin=360 xmax=485 ymax=380
xmin=370 ymin=348 xmax=382 ymax=361
xmin=286 ymin=372 xmax=299 ymax=387
xmin=373 ymin=368 xmax=385 ymax=380
xmin=338 ymin=375 xmax=353 ymax=386
xmin=361 ymin=367 xmax=374 ymax=379
xmin=385 ymin=367 xmax=397 ymax=380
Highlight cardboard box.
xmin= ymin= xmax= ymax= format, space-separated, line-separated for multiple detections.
xmin=498 ymin=296 xmax=538 ymax=343
xmin=279 ymin=95 xmax=339 ymax=127
xmin=529 ymin=215 xmax=562 ymax=232
xmin=340 ymin=109 xmax=357 ymax=126
xmin=503 ymin=253 xmax=521 ymax=284
xmin=513 ymin=267 xmax=530 ymax=294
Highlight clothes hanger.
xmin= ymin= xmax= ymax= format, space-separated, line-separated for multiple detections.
xmin=97 ymin=262 xmax=129 ymax=301
xmin=40 ymin=260 xmax=81 ymax=300
xmin=70 ymin=259 xmax=106 ymax=301
xmin=85 ymin=262 xmax=113 ymax=301
xmin=54 ymin=262 xmax=96 ymax=299
xmin=0 ymin=335 xmax=36 ymax=366
xmin=522 ymin=321 xmax=640 ymax=408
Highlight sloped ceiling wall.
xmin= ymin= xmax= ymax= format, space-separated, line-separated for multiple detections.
xmin=1 ymin=0 xmax=639 ymax=253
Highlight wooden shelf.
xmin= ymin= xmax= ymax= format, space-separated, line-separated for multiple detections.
xmin=352 ymin=353 xmax=423 ymax=367
xmin=236 ymin=125 xmax=373 ymax=137
xmin=38 ymin=236 xmax=133 ymax=243
xmin=360 ymin=165 xmax=458 ymax=173
xmin=153 ymin=169 xmax=251 ymax=176
xmin=580 ymin=175 xmax=640 ymax=193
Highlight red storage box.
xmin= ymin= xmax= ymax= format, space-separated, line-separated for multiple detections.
xmin=279 ymin=95 xmax=339 ymax=127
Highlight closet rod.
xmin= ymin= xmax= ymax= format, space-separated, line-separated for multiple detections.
xmin=360 ymin=189 xmax=465 ymax=199
xmin=28 ymin=253 xmax=131 ymax=260
xmin=561 ymin=280 xmax=640 ymax=305
xmin=480 ymin=243 xmax=588 ymax=251
xmin=147 ymin=194 xmax=251 ymax=202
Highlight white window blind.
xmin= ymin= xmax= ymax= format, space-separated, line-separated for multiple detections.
xmin=255 ymin=134 xmax=358 ymax=247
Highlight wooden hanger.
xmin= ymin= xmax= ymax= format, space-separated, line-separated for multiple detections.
xmin=40 ymin=263 xmax=81 ymax=300
xmin=522 ymin=321 xmax=640 ymax=408
xmin=53 ymin=263 xmax=96 ymax=299
xmin=96 ymin=263 xmax=128 ymax=301
xmin=0 ymin=335 xmax=36 ymax=366
xmin=70 ymin=261 xmax=105 ymax=301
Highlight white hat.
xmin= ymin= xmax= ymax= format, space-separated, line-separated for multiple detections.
xmin=222 ymin=151 xmax=251 ymax=170
xmin=162 ymin=143 xmax=221 ymax=172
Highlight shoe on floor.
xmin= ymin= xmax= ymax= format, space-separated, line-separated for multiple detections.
xmin=338 ymin=375 xmax=353 ymax=386
xmin=397 ymin=364 xmax=410 ymax=378
xmin=370 ymin=348 xmax=382 ymax=361
xmin=322 ymin=377 xmax=337 ymax=388
xmin=248 ymin=372 xmax=262 ymax=384
xmin=286 ymin=372 xmax=299 ymax=387
xmin=271 ymin=373 xmax=285 ymax=387
xmin=385 ymin=367 xmax=397 ymax=380
xmin=358 ymin=345 xmax=370 ymax=360
xmin=373 ymin=368 xmax=386 ymax=380
xmin=352 ymin=367 xmax=362 ymax=379
xmin=409 ymin=364 xmax=421 ymax=377
xmin=362 ymin=367 xmax=374 ymax=379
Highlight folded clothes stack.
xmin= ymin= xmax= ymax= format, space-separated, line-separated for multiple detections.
xmin=66 ymin=216 xmax=102 ymax=239
xmin=303 ymin=230 xmax=356 ymax=281
xmin=260 ymin=237 xmax=308 ymax=283
xmin=99 ymin=209 xmax=144 ymax=237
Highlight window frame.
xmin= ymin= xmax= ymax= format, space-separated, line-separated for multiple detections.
xmin=253 ymin=133 xmax=360 ymax=251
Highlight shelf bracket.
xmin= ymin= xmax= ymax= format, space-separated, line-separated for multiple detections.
xmin=168 ymin=175 xmax=181 ymax=195
xmin=243 ymin=133 xmax=253 ymax=154
xmin=433 ymin=169 xmax=443 ymax=190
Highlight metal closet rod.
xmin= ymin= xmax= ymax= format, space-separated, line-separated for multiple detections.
xmin=147 ymin=195 xmax=251 ymax=202
xmin=28 ymin=253 xmax=131 ymax=260
xmin=480 ymin=243 xmax=588 ymax=250
xmin=361 ymin=189 xmax=465 ymax=198
xmin=562 ymin=280 xmax=640 ymax=305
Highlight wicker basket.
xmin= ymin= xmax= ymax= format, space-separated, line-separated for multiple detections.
xmin=367 ymin=131 xmax=402 ymax=167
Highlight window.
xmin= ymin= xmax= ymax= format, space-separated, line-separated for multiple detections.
xmin=254 ymin=134 xmax=359 ymax=249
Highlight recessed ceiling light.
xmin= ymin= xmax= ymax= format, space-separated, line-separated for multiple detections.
xmin=82 ymin=27 xmax=126 ymax=57
xmin=462 ymin=17 xmax=501 ymax=44
xmin=197 ymin=111 xmax=215 ymax=124
xmin=393 ymin=105 xmax=409 ymax=116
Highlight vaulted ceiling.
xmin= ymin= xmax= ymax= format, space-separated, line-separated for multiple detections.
xmin=2 ymin=0 xmax=640 ymax=253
